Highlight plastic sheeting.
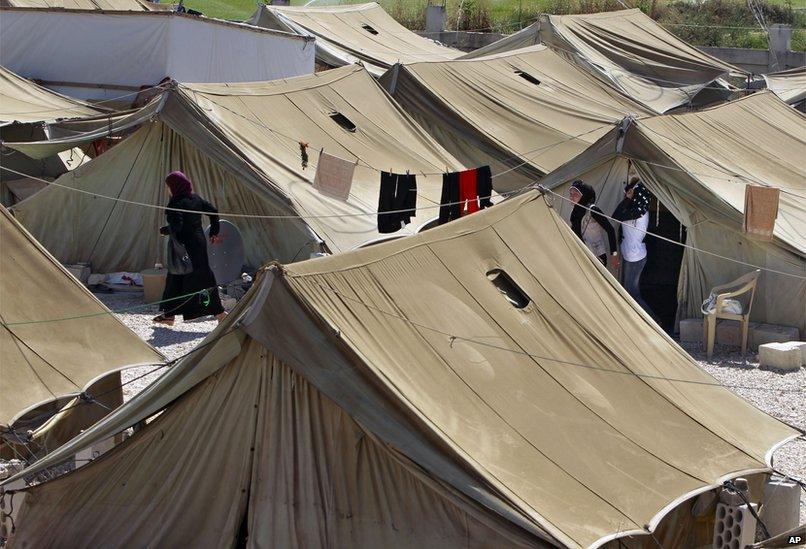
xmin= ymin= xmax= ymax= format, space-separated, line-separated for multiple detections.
xmin=249 ymin=2 xmax=462 ymax=77
xmin=0 ymin=8 xmax=315 ymax=100
xmin=380 ymin=46 xmax=651 ymax=192
xmin=6 ymin=192 xmax=797 ymax=548
xmin=540 ymin=92 xmax=806 ymax=334
xmin=0 ymin=205 xmax=162 ymax=428
xmin=463 ymin=9 xmax=746 ymax=113
xmin=10 ymin=66 xmax=466 ymax=272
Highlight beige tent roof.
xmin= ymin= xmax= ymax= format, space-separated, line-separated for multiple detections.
xmin=0 ymin=65 xmax=103 ymax=124
xmin=0 ymin=205 xmax=162 ymax=428
xmin=9 ymin=66 xmax=465 ymax=272
xmin=464 ymin=9 xmax=746 ymax=113
xmin=764 ymin=66 xmax=806 ymax=106
xmin=6 ymin=190 xmax=798 ymax=547
xmin=381 ymin=46 xmax=651 ymax=192
xmin=249 ymin=2 xmax=462 ymax=76
xmin=540 ymin=91 xmax=806 ymax=333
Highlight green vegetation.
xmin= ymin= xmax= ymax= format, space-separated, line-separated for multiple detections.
xmin=180 ymin=0 xmax=806 ymax=52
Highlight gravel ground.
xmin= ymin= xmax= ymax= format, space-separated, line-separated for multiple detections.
xmin=96 ymin=291 xmax=219 ymax=401
xmin=680 ymin=341 xmax=806 ymax=525
xmin=57 ymin=292 xmax=806 ymax=527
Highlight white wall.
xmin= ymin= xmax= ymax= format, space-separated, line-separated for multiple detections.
xmin=0 ymin=10 xmax=315 ymax=100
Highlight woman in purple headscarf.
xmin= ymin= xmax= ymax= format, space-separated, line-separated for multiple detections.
xmin=153 ymin=171 xmax=226 ymax=325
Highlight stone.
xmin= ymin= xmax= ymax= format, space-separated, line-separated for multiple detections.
xmin=751 ymin=323 xmax=801 ymax=349
xmin=758 ymin=342 xmax=802 ymax=371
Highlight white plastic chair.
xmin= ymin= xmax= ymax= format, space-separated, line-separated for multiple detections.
xmin=703 ymin=270 xmax=760 ymax=360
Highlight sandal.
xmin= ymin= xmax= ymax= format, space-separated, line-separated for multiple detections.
xmin=152 ymin=314 xmax=175 ymax=326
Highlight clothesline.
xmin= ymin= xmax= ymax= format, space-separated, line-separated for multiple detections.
xmin=2 ymin=163 xmax=801 ymax=283
xmin=0 ymin=165 xmax=526 ymax=219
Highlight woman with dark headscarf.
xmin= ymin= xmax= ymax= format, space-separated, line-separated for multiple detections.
xmin=153 ymin=171 xmax=226 ymax=325
xmin=612 ymin=177 xmax=655 ymax=317
xmin=569 ymin=180 xmax=618 ymax=269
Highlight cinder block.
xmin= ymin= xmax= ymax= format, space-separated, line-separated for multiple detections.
xmin=713 ymin=502 xmax=756 ymax=549
xmin=758 ymin=342 xmax=802 ymax=371
xmin=762 ymin=476 xmax=801 ymax=536
xmin=680 ymin=318 xmax=703 ymax=343
xmin=751 ymin=323 xmax=801 ymax=349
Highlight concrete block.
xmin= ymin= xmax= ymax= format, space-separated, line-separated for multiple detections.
xmin=751 ymin=323 xmax=801 ymax=349
xmin=758 ymin=342 xmax=802 ymax=371
xmin=761 ymin=476 xmax=801 ymax=537
xmin=680 ymin=318 xmax=760 ymax=348
xmin=680 ymin=318 xmax=703 ymax=343
xmin=713 ymin=502 xmax=756 ymax=549
xmin=794 ymin=341 xmax=806 ymax=366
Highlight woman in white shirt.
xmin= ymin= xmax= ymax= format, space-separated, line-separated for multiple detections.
xmin=613 ymin=179 xmax=656 ymax=318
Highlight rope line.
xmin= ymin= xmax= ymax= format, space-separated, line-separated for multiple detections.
xmin=2 ymin=162 xmax=802 ymax=282
xmin=0 ymin=279 xmax=245 ymax=327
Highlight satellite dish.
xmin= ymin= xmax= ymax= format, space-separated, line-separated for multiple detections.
xmin=204 ymin=220 xmax=245 ymax=285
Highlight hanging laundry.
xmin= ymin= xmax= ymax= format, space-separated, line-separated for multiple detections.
xmin=313 ymin=151 xmax=356 ymax=202
xmin=459 ymin=168 xmax=480 ymax=216
xmin=477 ymin=165 xmax=493 ymax=209
xmin=378 ymin=171 xmax=418 ymax=233
xmin=743 ymin=184 xmax=779 ymax=242
xmin=438 ymin=171 xmax=460 ymax=224
xmin=395 ymin=172 xmax=417 ymax=226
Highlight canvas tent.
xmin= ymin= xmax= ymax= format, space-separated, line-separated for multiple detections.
xmin=7 ymin=66 xmax=466 ymax=273
xmin=764 ymin=66 xmax=806 ymax=109
xmin=0 ymin=8 xmax=315 ymax=100
xmin=249 ymin=2 xmax=462 ymax=77
xmin=381 ymin=46 xmax=652 ymax=193
xmin=4 ymin=190 xmax=799 ymax=548
xmin=0 ymin=65 xmax=104 ymax=124
xmin=0 ymin=205 xmax=162 ymax=450
xmin=463 ymin=9 xmax=746 ymax=113
xmin=0 ymin=65 xmax=104 ymax=204
xmin=540 ymin=91 xmax=806 ymax=334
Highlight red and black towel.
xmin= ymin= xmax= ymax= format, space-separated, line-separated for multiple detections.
xmin=438 ymin=166 xmax=493 ymax=225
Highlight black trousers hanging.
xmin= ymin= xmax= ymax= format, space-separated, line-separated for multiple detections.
xmin=378 ymin=171 xmax=417 ymax=233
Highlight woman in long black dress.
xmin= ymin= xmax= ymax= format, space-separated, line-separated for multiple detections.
xmin=153 ymin=171 xmax=226 ymax=325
